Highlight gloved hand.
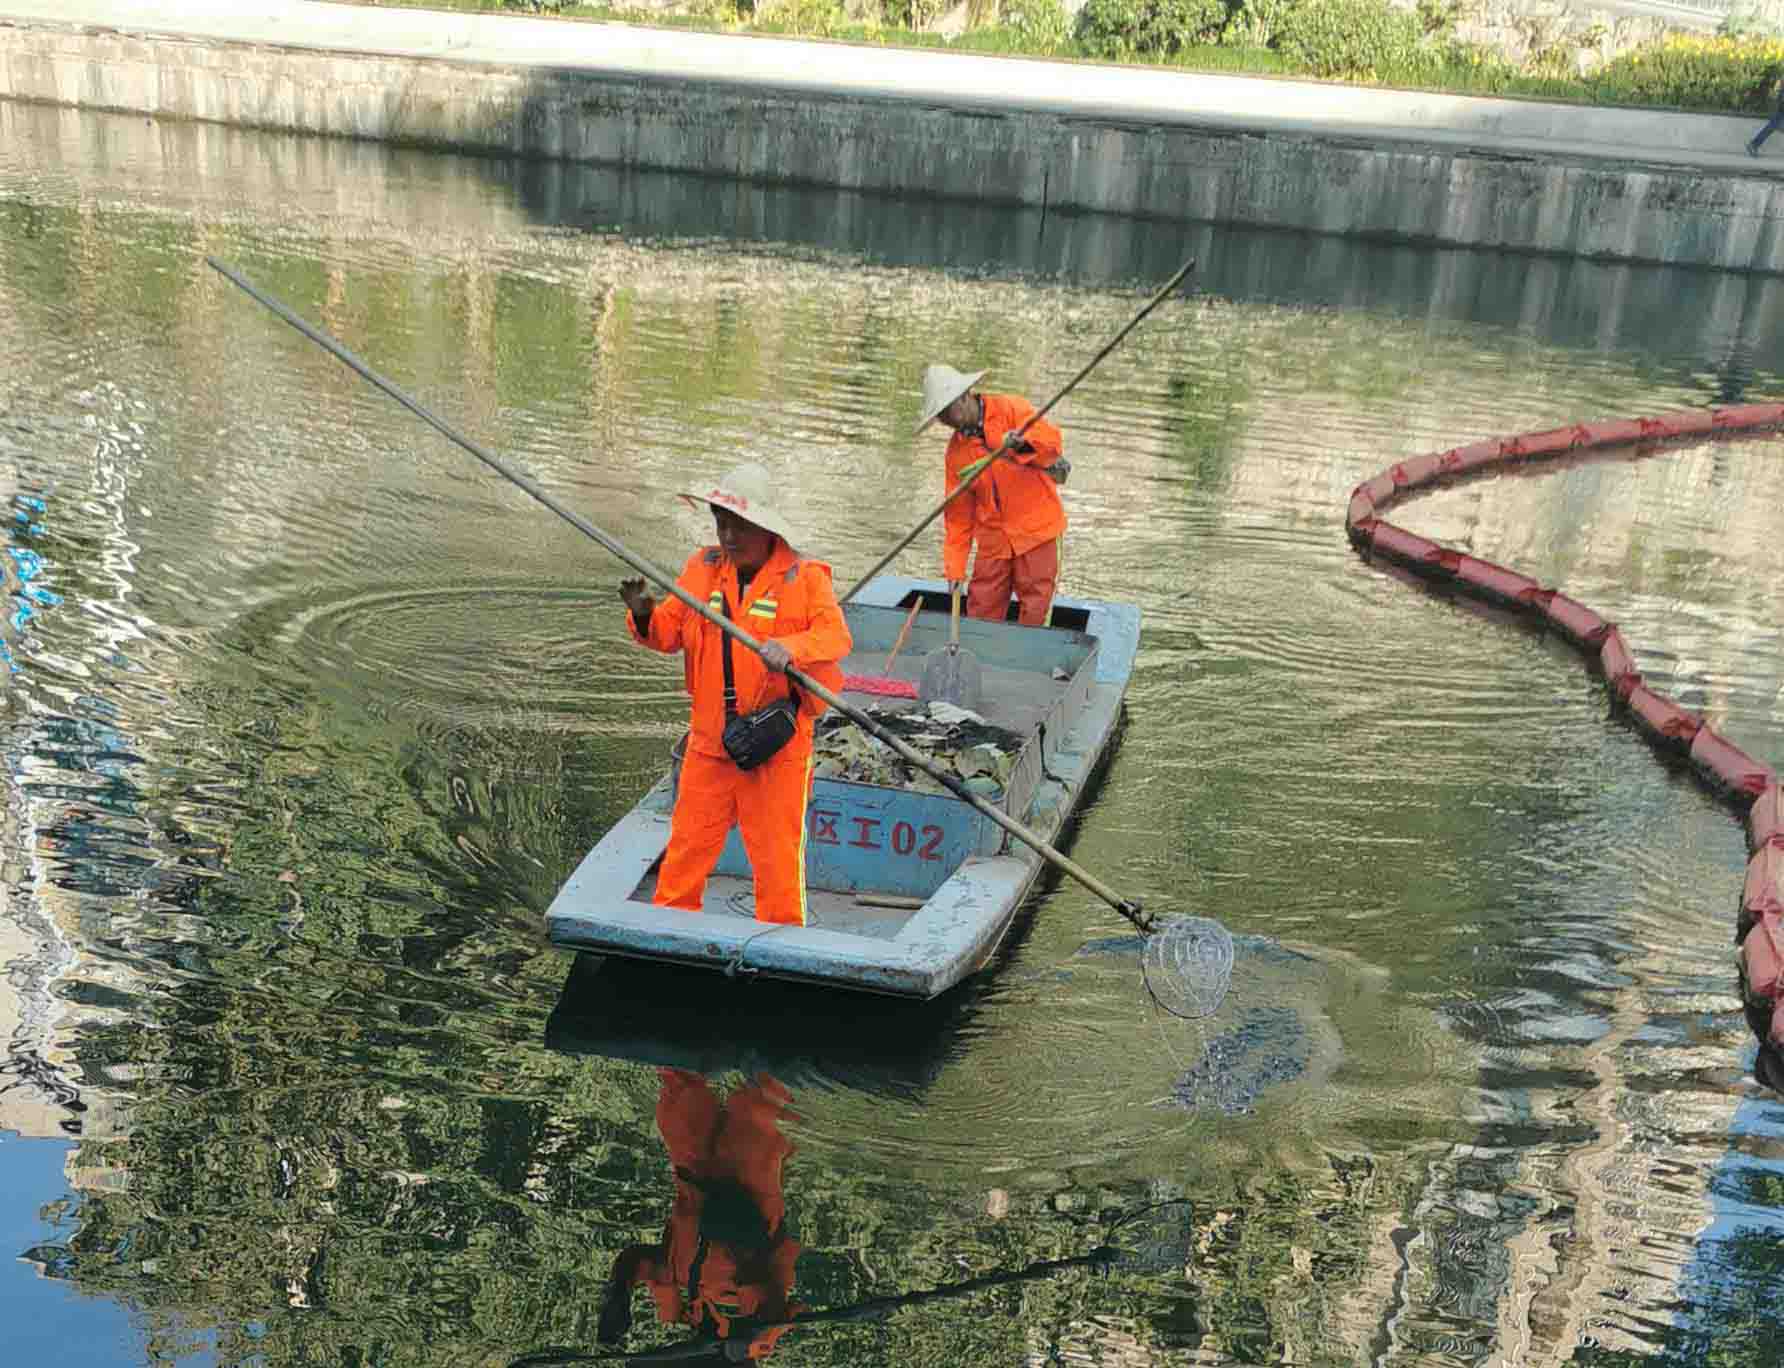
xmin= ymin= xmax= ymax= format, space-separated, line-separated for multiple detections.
xmin=1045 ymin=456 xmax=1072 ymax=486
xmin=618 ymin=578 xmax=656 ymax=619
xmin=758 ymin=640 xmax=793 ymax=673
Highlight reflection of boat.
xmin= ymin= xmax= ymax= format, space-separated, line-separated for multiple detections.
xmin=546 ymin=576 xmax=1138 ymax=999
xmin=544 ymin=952 xmax=968 ymax=1096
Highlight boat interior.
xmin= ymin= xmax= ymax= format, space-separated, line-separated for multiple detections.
xmin=622 ymin=592 xmax=1104 ymax=938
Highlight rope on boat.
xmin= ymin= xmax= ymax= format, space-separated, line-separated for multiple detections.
xmin=1344 ymin=402 xmax=1784 ymax=1076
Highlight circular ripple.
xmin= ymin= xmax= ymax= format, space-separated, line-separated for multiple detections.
xmin=251 ymin=580 xmax=679 ymax=731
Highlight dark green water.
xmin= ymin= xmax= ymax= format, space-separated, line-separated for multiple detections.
xmin=2 ymin=101 xmax=1783 ymax=1367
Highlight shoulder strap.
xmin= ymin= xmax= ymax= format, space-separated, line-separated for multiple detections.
xmin=719 ymin=598 xmax=738 ymax=721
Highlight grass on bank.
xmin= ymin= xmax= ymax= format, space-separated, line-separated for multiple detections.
xmin=350 ymin=0 xmax=1784 ymax=116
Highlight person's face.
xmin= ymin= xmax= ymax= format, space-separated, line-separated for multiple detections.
xmin=713 ymin=507 xmax=777 ymax=576
xmin=939 ymin=392 xmax=976 ymax=430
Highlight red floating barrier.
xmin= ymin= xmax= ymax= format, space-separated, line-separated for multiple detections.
xmin=1453 ymin=556 xmax=1544 ymax=610
xmin=1578 ymin=418 xmax=1644 ymax=448
xmin=1346 ymin=405 xmax=1784 ymax=1085
xmin=1506 ymin=426 xmax=1578 ymax=459
xmin=1690 ymin=726 xmax=1777 ymax=802
xmin=1660 ymin=410 xmax=1717 ymax=437
xmin=1543 ymin=593 xmax=1610 ymax=649
xmin=1366 ymin=524 xmax=1441 ymax=568
xmin=1598 ymin=628 xmax=1637 ymax=689
xmin=1744 ymin=845 xmax=1784 ymax=919
xmin=1746 ymin=918 xmax=1783 ymax=1001
xmin=1624 ymin=686 xmax=1701 ymax=751
xmin=1360 ymin=472 xmax=1399 ymax=509
xmin=1447 ymin=441 xmax=1501 ymax=475
xmin=1425 ymin=546 xmax=1462 ymax=578
xmin=1709 ymin=402 xmax=1784 ymax=428
xmin=1390 ymin=452 xmax=1444 ymax=492
xmin=1751 ymin=784 xmax=1784 ymax=852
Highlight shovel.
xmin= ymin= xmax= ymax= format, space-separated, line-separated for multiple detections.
xmin=919 ymin=581 xmax=983 ymax=711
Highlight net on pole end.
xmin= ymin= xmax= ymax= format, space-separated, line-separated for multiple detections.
xmin=1142 ymin=915 xmax=1234 ymax=1020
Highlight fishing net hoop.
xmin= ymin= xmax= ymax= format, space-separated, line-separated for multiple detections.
xmin=1141 ymin=915 xmax=1234 ymax=1020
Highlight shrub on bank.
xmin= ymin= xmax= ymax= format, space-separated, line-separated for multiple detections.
xmin=479 ymin=0 xmax=1784 ymax=117
xmin=1075 ymin=0 xmax=1228 ymax=60
xmin=1219 ymin=0 xmax=1296 ymax=50
xmin=998 ymin=0 xmax=1072 ymax=51
xmin=1587 ymin=33 xmax=1784 ymax=112
xmin=1269 ymin=0 xmax=1425 ymax=78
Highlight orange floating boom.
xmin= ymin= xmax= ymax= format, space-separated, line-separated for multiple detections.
xmin=1345 ymin=402 xmax=1784 ymax=1077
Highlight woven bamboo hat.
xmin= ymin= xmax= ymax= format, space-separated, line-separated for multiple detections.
xmin=680 ymin=462 xmax=794 ymax=545
xmin=914 ymin=363 xmax=986 ymax=436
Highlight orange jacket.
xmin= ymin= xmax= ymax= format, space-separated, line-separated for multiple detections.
xmin=941 ymin=392 xmax=1065 ymax=582
xmin=629 ymin=541 xmax=851 ymax=760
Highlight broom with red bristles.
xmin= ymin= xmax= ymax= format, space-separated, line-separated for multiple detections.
xmin=842 ymin=597 xmax=922 ymax=699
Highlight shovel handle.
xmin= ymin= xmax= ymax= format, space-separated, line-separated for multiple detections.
xmin=949 ymin=580 xmax=961 ymax=654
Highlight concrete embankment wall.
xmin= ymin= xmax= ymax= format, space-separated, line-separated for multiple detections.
xmin=3 ymin=0 xmax=1784 ymax=272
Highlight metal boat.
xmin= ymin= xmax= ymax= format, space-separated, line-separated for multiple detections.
xmin=545 ymin=576 xmax=1139 ymax=998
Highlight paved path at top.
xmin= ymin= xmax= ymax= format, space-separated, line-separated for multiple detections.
xmin=1 ymin=0 xmax=1776 ymax=174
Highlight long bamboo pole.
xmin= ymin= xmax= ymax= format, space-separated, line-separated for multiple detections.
xmin=207 ymin=257 xmax=1151 ymax=930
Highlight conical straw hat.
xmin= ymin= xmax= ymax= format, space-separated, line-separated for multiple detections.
xmin=914 ymin=363 xmax=986 ymax=436
xmin=680 ymin=461 xmax=795 ymax=545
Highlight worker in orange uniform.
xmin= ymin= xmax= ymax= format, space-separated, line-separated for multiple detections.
xmin=619 ymin=462 xmax=851 ymax=927
xmin=915 ymin=363 xmax=1069 ymax=626
xmin=599 ymin=1068 xmax=806 ymax=1361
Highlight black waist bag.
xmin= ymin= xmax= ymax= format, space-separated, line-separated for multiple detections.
xmin=719 ymin=604 xmax=800 ymax=772
xmin=722 ymin=696 xmax=799 ymax=771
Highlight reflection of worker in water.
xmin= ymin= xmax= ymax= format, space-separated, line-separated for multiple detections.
xmin=600 ymin=1069 xmax=804 ymax=1360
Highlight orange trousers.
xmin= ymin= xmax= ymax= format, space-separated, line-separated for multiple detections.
xmin=967 ymin=539 xmax=1060 ymax=626
xmin=656 ymin=742 xmax=813 ymax=925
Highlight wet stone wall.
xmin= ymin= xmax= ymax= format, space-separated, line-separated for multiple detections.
xmin=4 ymin=18 xmax=1784 ymax=271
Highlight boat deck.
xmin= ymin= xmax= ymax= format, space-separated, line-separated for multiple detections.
xmin=634 ymin=870 xmax=920 ymax=941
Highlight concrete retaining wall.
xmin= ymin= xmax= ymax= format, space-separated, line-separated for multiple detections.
xmin=3 ymin=0 xmax=1783 ymax=272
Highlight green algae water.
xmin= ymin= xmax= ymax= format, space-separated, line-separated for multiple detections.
xmin=2 ymin=101 xmax=1783 ymax=1367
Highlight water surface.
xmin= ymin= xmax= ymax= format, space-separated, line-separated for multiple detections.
xmin=3 ymin=101 xmax=1783 ymax=1367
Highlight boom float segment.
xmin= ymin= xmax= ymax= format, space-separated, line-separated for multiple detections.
xmin=1344 ymin=402 xmax=1784 ymax=1076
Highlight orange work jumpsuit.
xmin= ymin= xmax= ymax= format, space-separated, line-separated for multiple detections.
xmin=940 ymin=393 xmax=1066 ymax=626
xmin=628 ymin=540 xmax=852 ymax=925
xmin=608 ymin=1069 xmax=805 ymax=1360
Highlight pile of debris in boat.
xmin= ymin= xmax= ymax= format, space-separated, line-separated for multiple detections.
xmin=812 ymin=700 xmax=1026 ymax=797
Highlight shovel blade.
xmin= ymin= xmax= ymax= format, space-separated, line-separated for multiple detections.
xmin=919 ymin=644 xmax=984 ymax=711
